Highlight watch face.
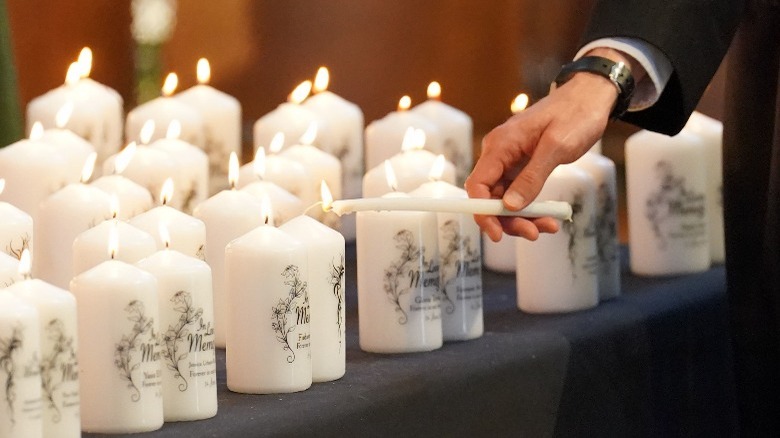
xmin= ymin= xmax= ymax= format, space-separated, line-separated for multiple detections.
xmin=609 ymin=62 xmax=627 ymax=84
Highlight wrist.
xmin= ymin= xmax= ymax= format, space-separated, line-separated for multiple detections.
xmin=553 ymin=53 xmax=637 ymax=119
xmin=584 ymin=47 xmax=646 ymax=83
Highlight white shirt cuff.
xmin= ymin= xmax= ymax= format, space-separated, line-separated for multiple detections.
xmin=575 ymin=37 xmax=673 ymax=111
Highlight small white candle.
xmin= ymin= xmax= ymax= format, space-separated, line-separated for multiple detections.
xmin=90 ymin=170 xmax=154 ymax=221
xmin=136 ymin=227 xmax=217 ymax=422
xmin=0 ymin=289 xmax=42 ymax=438
xmin=103 ymin=140 xmax=184 ymax=209
xmin=0 ymin=179 xmax=34 ymax=260
xmin=225 ymin=201 xmax=311 ymax=393
xmin=72 ymin=217 xmax=157 ymax=277
xmin=69 ymin=242 xmax=163 ymax=434
xmin=280 ymin=191 xmax=346 ymax=382
xmin=364 ymin=95 xmax=444 ymax=170
xmin=126 ymin=73 xmax=205 ymax=148
xmin=516 ymin=164 xmax=599 ymax=313
xmin=32 ymin=106 xmax=97 ymax=182
xmin=625 ymin=130 xmax=710 ymax=275
xmin=175 ymin=58 xmax=242 ymax=195
xmin=411 ymin=82 xmax=474 ymax=186
xmin=150 ymin=121 xmax=210 ymax=213
xmin=482 ymin=236 xmax=519 ymax=273
xmin=8 ymin=251 xmax=80 ymax=438
xmin=238 ymin=135 xmax=311 ymax=200
xmin=0 ymin=252 xmax=20 ymax=287
xmin=240 ymin=179 xmax=306 ymax=226
xmin=193 ymin=154 xmax=264 ymax=348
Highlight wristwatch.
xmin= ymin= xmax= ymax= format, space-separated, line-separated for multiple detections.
xmin=552 ymin=56 xmax=635 ymax=119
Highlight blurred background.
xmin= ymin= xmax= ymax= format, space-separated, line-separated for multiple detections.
xmin=3 ymin=0 xmax=727 ymax=241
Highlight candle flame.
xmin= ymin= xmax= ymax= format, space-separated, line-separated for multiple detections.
xmin=401 ymin=127 xmax=426 ymax=152
xmin=140 ymin=119 xmax=155 ymax=144
xmin=269 ymin=132 xmax=285 ymax=154
xmin=228 ymin=151 xmax=239 ymax=189
xmin=55 ymin=101 xmax=74 ymax=129
xmin=511 ymin=93 xmax=529 ymax=113
xmin=159 ymin=222 xmax=171 ymax=249
xmin=29 ymin=122 xmax=44 ymax=140
xmin=299 ymin=122 xmax=318 ymax=145
xmin=110 ymin=194 xmax=120 ymax=218
xmin=398 ymin=95 xmax=411 ymax=111
xmin=18 ymin=249 xmax=31 ymax=279
xmin=197 ymin=58 xmax=211 ymax=85
xmin=114 ymin=142 xmax=137 ymax=174
xmin=78 ymin=47 xmax=93 ymax=78
xmin=320 ymin=180 xmax=334 ymax=210
xmin=108 ymin=223 xmax=119 ymax=259
xmin=260 ymin=194 xmax=274 ymax=226
xmin=0 ymin=179 xmax=5 ymax=196
xmin=162 ymin=72 xmax=178 ymax=97
xmin=289 ymin=80 xmax=312 ymax=104
xmin=65 ymin=62 xmax=81 ymax=86
xmin=313 ymin=66 xmax=329 ymax=93
xmin=427 ymin=81 xmax=441 ymax=100
xmin=166 ymin=120 xmax=182 ymax=140
xmin=384 ymin=160 xmax=398 ymax=192
xmin=429 ymin=155 xmax=446 ymax=181
xmin=253 ymin=147 xmax=266 ymax=180
xmin=81 ymin=152 xmax=98 ymax=183
xmin=160 ymin=177 xmax=174 ymax=205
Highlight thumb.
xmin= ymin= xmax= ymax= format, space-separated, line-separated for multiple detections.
xmin=502 ymin=145 xmax=559 ymax=211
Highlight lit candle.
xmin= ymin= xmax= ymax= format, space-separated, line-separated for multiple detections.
xmin=129 ymin=179 xmax=207 ymax=259
xmin=363 ymin=128 xmax=456 ymax=197
xmin=238 ymin=133 xmax=311 ymax=200
xmin=0 ymin=252 xmax=20 ymax=287
xmin=411 ymin=81 xmax=474 ymax=186
xmin=126 ymin=72 xmax=205 ymax=147
xmin=90 ymin=145 xmax=154 ymax=219
xmin=225 ymin=199 xmax=311 ymax=393
xmin=364 ymin=95 xmax=444 ymax=170
xmin=0 ymin=179 xmax=34 ymax=260
xmin=240 ymin=173 xmax=306 ymax=227
xmin=625 ymin=130 xmax=710 ymax=275
xmin=409 ymin=157 xmax=483 ymax=341
xmin=253 ymin=80 xmax=330 ymax=153
xmin=150 ymin=120 xmax=210 ymax=213
xmin=516 ymin=164 xmax=599 ymax=313
xmin=26 ymin=49 xmax=124 ymax=167
xmin=31 ymin=103 xmax=96 ymax=182
xmin=33 ymin=157 xmax=112 ymax=288
xmin=69 ymin=233 xmax=163 ymax=434
xmin=193 ymin=153 xmax=264 ymax=348
xmin=280 ymin=183 xmax=346 ymax=382
xmin=0 ymin=285 xmax=42 ymax=438
xmin=8 ymin=250 xmax=80 ymax=438
xmin=136 ymin=225 xmax=217 ymax=421
xmin=175 ymin=58 xmax=242 ymax=194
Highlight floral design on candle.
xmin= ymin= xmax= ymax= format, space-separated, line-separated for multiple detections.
xmin=383 ymin=230 xmax=435 ymax=324
xmin=0 ymin=325 xmax=24 ymax=422
xmin=439 ymin=220 xmax=480 ymax=315
xmin=328 ymin=253 xmax=345 ymax=351
xmin=114 ymin=300 xmax=158 ymax=402
xmin=160 ymin=291 xmax=203 ymax=392
xmin=271 ymin=266 xmax=309 ymax=363
xmin=596 ymin=183 xmax=618 ymax=268
xmin=561 ymin=192 xmax=598 ymax=279
xmin=39 ymin=319 xmax=77 ymax=422
xmin=5 ymin=233 xmax=31 ymax=261
xmin=646 ymin=161 xmax=707 ymax=248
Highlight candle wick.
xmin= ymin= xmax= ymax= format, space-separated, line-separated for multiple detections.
xmin=304 ymin=201 xmax=325 ymax=216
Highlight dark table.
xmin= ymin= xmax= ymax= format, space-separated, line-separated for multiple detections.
xmin=87 ymin=246 xmax=737 ymax=437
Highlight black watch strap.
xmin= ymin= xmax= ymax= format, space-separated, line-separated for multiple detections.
xmin=553 ymin=56 xmax=635 ymax=119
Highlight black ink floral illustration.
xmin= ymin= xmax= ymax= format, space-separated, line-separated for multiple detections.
xmin=6 ymin=232 xmax=31 ymax=260
xmin=439 ymin=220 xmax=465 ymax=314
xmin=40 ymin=319 xmax=77 ymax=422
xmin=596 ymin=183 xmax=618 ymax=266
xmin=195 ymin=244 xmax=206 ymax=261
xmin=115 ymin=300 xmax=155 ymax=402
xmin=562 ymin=191 xmax=585 ymax=274
xmin=383 ymin=230 xmax=423 ymax=324
xmin=328 ymin=253 xmax=346 ymax=351
xmin=0 ymin=325 xmax=23 ymax=424
xmin=161 ymin=291 xmax=202 ymax=392
xmin=646 ymin=161 xmax=706 ymax=248
xmin=271 ymin=265 xmax=308 ymax=363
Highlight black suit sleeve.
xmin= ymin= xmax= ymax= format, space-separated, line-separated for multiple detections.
xmin=581 ymin=0 xmax=744 ymax=134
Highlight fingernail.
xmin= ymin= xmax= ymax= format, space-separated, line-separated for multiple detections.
xmin=504 ymin=191 xmax=525 ymax=210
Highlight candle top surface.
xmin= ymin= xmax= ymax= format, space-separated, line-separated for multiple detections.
xmin=0 ymin=251 xmax=20 ymax=268
xmin=279 ymin=214 xmax=345 ymax=241
xmin=130 ymin=205 xmax=205 ymax=226
xmin=227 ymin=224 xmax=304 ymax=252
xmin=0 ymin=290 xmax=38 ymax=316
xmin=91 ymin=174 xmax=154 ymax=198
xmin=7 ymin=278 xmax=74 ymax=304
xmin=0 ymin=200 xmax=33 ymax=220
xmin=76 ymin=219 xmax=156 ymax=243
xmin=72 ymin=259 xmax=157 ymax=287
xmin=409 ymin=180 xmax=466 ymax=198
xmin=175 ymin=84 xmax=241 ymax=107
xmin=44 ymin=182 xmax=112 ymax=205
xmin=411 ymin=99 xmax=472 ymax=123
xmin=194 ymin=189 xmax=263 ymax=215
xmin=136 ymin=248 xmax=210 ymax=273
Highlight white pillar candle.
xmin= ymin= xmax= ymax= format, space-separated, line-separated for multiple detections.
xmin=683 ymin=111 xmax=725 ymax=264
xmin=356 ymin=191 xmax=442 ymax=353
xmin=625 ymin=130 xmax=710 ymax=275
xmin=72 ymin=218 xmax=157 ymax=277
xmin=70 ymin=257 xmax=163 ymax=434
xmin=193 ymin=155 xmax=264 ymax=348
xmin=33 ymin=175 xmax=113 ymax=289
xmin=150 ymin=122 xmax=210 ymax=213
xmin=31 ymin=112 xmax=97 ymax=183
xmin=0 ymin=138 xmax=70 ymax=221
xmin=26 ymin=52 xmax=123 ymax=167
xmin=482 ymin=235 xmax=518 ymax=273
xmin=409 ymin=177 xmax=483 ymax=341
xmin=0 ymin=252 xmax=20 ymax=288
xmin=0 ymin=291 xmax=42 ymax=438
xmin=126 ymin=73 xmax=205 ymax=148
xmin=572 ymin=151 xmax=621 ymax=300
xmin=103 ymin=141 xmax=184 ymax=209
xmin=225 ymin=214 xmax=311 ymax=393
xmin=8 ymin=253 xmax=80 ymax=438
xmin=238 ymin=140 xmax=312 ymax=201
xmin=129 ymin=201 xmax=207 ymax=260
xmin=303 ymin=67 xmax=365 ymax=241
xmin=516 ymin=164 xmax=599 ymax=313
xmin=411 ymin=82 xmax=474 ymax=186
xmin=136 ymin=241 xmax=217 ymax=422
xmin=175 ymin=59 xmax=241 ymax=195
xmin=0 ymin=180 xmax=34 ymax=260
xmin=280 ymin=213 xmax=346 ymax=382
xmin=90 ymin=175 xmax=153 ymax=220
xmin=240 ymin=180 xmax=305 ymax=226
xmin=365 ymin=96 xmax=444 ymax=170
